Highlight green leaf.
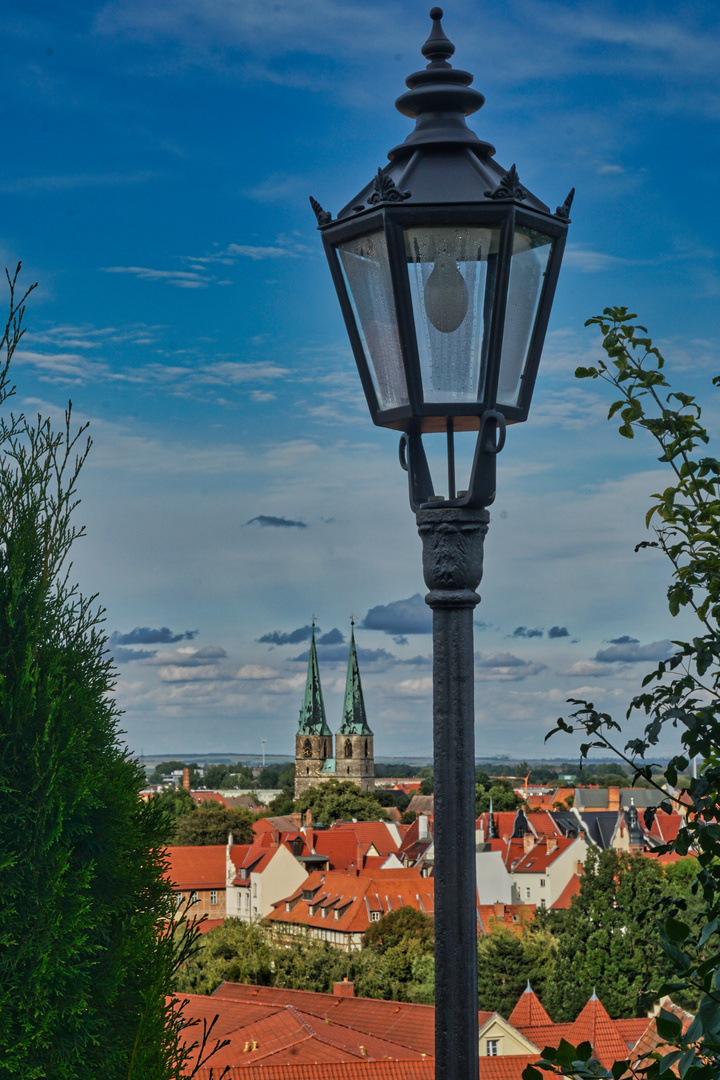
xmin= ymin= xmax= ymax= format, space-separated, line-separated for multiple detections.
xmin=656 ymin=1010 xmax=683 ymax=1039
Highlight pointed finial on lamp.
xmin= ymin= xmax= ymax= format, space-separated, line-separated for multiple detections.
xmin=422 ymin=8 xmax=455 ymax=66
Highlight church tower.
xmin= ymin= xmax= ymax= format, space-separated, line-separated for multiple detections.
xmin=335 ymin=625 xmax=375 ymax=792
xmin=294 ymin=626 xmax=334 ymax=799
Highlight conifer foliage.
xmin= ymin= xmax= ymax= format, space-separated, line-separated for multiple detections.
xmin=0 ymin=268 xmax=191 ymax=1078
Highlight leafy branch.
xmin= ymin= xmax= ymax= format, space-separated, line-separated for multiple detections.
xmin=525 ymin=308 xmax=720 ymax=1080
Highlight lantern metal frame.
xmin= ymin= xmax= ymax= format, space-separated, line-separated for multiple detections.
xmin=319 ymin=202 xmax=568 ymax=437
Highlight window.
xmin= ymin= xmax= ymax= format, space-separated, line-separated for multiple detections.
xmin=308 ymin=905 xmax=315 ymax=915
xmin=321 ymin=907 xmax=328 ymax=918
xmin=486 ymin=1040 xmax=499 ymax=1057
xmin=210 ymin=890 xmax=218 ymax=906
xmin=540 ymin=898 xmax=546 ymax=909
xmin=525 ymin=888 xmax=531 ymax=900
xmin=370 ymin=911 xmax=381 ymax=922
xmin=190 ymin=891 xmax=199 ymax=906
xmin=253 ymin=883 xmax=257 ymax=898
xmin=540 ymin=878 xmax=546 ymax=887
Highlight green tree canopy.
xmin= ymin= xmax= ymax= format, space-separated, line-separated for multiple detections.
xmin=295 ymin=779 xmax=389 ymax=825
xmin=202 ymin=762 xmax=255 ymax=789
xmin=148 ymin=760 xmax=201 ymax=787
xmin=173 ymin=805 xmax=254 ymax=846
xmin=0 ymin=268 xmax=189 ymax=1077
xmin=542 ymin=847 xmax=669 ymax=1021
xmin=362 ymin=906 xmax=434 ymax=954
xmin=153 ymin=786 xmax=197 ymax=823
xmin=476 ymin=777 xmax=522 ymax=814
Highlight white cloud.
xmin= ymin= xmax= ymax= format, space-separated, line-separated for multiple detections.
xmin=236 ymin=665 xmax=280 ymax=680
xmin=102 ymin=266 xmax=211 ymax=288
xmin=389 ymin=677 xmax=433 ymax=698
xmin=562 ymin=659 xmax=617 ymax=677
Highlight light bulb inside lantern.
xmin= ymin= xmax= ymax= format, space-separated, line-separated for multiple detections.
xmin=423 ymin=255 xmax=469 ymax=334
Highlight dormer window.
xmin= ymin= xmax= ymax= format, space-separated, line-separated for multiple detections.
xmin=321 ymin=907 xmax=328 ymax=918
xmin=370 ymin=911 xmax=381 ymax=922
xmin=308 ymin=905 xmax=315 ymax=915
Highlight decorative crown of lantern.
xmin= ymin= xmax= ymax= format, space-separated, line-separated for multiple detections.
xmin=311 ymin=8 xmax=573 ymax=508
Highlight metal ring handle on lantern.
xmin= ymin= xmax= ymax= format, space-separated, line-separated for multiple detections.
xmin=479 ymin=409 xmax=506 ymax=456
xmin=399 ymin=432 xmax=410 ymax=472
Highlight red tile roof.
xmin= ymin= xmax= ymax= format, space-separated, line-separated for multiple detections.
xmin=327 ymin=822 xmax=406 ymax=858
xmin=266 ymin=868 xmax=434 ymax=937
xmin=508 ymin=836 xmax=579 ymax=874
xmin=211 ymin=983 xmax=437 ymax=1056
xmin=165 ymin=845 xmax=227 ymax=890
xmin=191 ymin=790 xmax=229 ymax=807
xmin=196 ymin=917 xmax=225 ymax=934
xmin=192 ymin=1056 xmax=541 ymax=1079
xmin=566 ymin=994 xmax=641 ymax=1068
xmin=477 ymin=904 xmax=534 ymax=936
xmin=551 ymin=873 xmax=581 ymax=909
xmin=645 ymin=810 xmax=683 ymax=846
xmin=508 ymin=986 xmax=552 ymax=1029
xmin=524 ymin=788 xmax=575 ymax=812
xmin=631 ymin=1000 xmax=693 ymax=1068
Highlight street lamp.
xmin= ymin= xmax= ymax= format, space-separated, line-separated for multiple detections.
xmin=311 ymin=9 xmax=571 ymax=1080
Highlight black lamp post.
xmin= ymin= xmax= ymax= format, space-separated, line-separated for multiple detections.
xmin=311 ymin=9 xmax=571 ymax=1080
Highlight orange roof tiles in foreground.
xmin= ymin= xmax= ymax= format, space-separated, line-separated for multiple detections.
xmin=212 ymin=983 xmax=437 ymax=1056
xmin=192 ymin=1058 xmax=541 ymax=1080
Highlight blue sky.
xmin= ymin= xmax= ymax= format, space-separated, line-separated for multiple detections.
xmin=3 ymin=0 xmax=720 ymax=760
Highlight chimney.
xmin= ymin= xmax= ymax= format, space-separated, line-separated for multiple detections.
xmin=493 ymin=903 xmax=505 ymax=919
xmin=290 ymin=812 xmax=302 ymax=827
xmin=333 ymin=979 xmax=355 ymax=998
xmin=546 ymin=837 xmax=557 ymax=854
xmin=418 ymin=814 xmax=429 ymax=841
xmin=523 ymin=833 xmax=535 ymax=854
xmin=608 ymin=786 xmax=620 ymax=812
xmin=356 ymin=843 xmax=365 ymax=870
xmin=476 ymin=823 xmax=485 ymax=844
xmin=182 ymin=766 xmax=191 ymax=792
xmin=305 ymin=809 xmax=312 ymax=828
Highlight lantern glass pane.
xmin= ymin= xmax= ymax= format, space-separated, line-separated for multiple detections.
xmin=497 ymin=227 xmax=553 ymax=408
xmin=404 ymin=226 xmax=501 ymax=404
xmin=336 ymin=231 xmax=409 ymax=411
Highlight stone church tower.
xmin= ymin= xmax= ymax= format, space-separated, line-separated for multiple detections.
xmin=294 ymin=627 xmax=334 ymax=799
xmin=294 ymin=624 xmax=375 ymax=799
xmin=335 ymin=627 xmax=374 ymax=792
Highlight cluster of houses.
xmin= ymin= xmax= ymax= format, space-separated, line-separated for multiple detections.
xmin=165 ymin=781 xmax=688 ymax=946
xmin=177 ymin=978 xmax=692 ymax=1078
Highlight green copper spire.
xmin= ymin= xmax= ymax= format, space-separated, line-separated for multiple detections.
xmin=297 ymin=626 xmax=332 ymax=736
xmin=338 ymin=626 xmax=373 ymax=735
